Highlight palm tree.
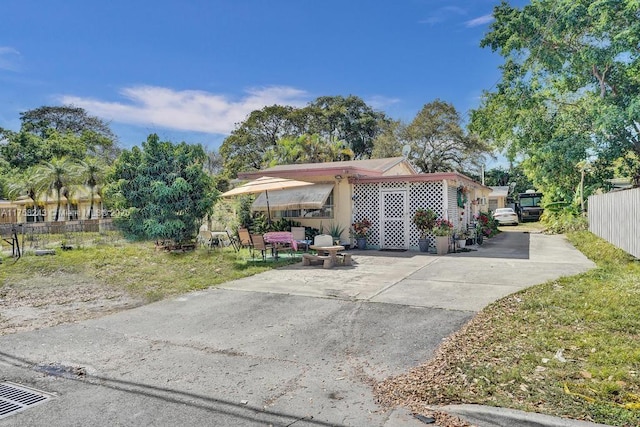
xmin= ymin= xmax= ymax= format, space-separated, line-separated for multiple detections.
xmin=75 ymin=157 xmax=107 ymax=219
xmin=34 ymin=157 xmax=76 ymax=221
xmin=6 ymin=167 xmax=46 ymax=222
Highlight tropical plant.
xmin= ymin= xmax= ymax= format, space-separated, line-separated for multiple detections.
xmin=413 ymin=208 xmax=437 ymax=238
xmin=6 ymin=167 xmax=47 ymax=221
xmin=75 ymin=157 xmax=108 ymax=219
xmin=34 ymin=157 xmax=76 ymax=221
xmin=324 ymin=222 xmax=346 ymax=241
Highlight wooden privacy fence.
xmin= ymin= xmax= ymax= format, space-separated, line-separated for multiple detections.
xmin=588 ymin=188 xmax=640 ymax=259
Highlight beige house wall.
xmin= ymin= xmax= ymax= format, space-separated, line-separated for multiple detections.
xmin=279 ymin=176 xmax=352 ymax=243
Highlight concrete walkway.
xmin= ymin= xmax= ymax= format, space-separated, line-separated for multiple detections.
xmin=0 ymin=231 xmax=597 ymax=426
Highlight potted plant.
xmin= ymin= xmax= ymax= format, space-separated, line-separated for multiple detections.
xmin=351 ymin=218 xmax=371 ymax=250
xmin=413 ymin=208 xmax=437 ymax=252
xmin=433 ymin=217 xmax=454 ymax=255
xmin=454 ymin=227 xmax=469 ymax=249
xmin=324 ymin=222 xmax=346 ymax=246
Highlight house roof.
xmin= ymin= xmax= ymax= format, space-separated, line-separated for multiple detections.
xmin=236 ymin=157 xmax=491 ymax=192
xmin=350 ymin=172 xmax=491 ymax=191
xmin=489 ymin=186 xmax=510 ymax=198
xmin=238 ymin=157 xmax=414 ymax=180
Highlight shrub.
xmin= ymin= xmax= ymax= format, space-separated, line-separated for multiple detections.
xmin=541 ymin=207 xmax=588 ymax=234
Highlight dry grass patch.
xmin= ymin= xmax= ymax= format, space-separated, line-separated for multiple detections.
xmin=0 ymin=232 xmax=298 ymax=335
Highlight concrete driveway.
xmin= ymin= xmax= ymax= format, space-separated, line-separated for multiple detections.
xmin=0 ymin=231 xmax=595 ymax=426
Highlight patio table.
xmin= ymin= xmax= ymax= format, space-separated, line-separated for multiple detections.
xmin=309 ymin=244 xmax=345 ymax=268
xmin=263 ymin=231 xmax=298 ymax=258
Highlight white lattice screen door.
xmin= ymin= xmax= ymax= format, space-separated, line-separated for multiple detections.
xmin=380 ymin=190 xmax=408 ymax=249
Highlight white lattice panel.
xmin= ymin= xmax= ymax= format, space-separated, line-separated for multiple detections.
xmin=353 ymin=183 xmax=380 ymax=247
xmin=353 ymin=181 xmax=447 ymax=249
xmin=381 ymin=190 xmax=406 ymax=248
xmin=408 ymin=182 xmax=443 ymax=247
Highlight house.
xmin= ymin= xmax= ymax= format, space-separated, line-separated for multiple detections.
xmin=487 ymin=186 xmax=511 ymax=212
xmin=237 ymin=157 xmax=491 ymax=251
xmin=12 ymin=187 xmax=104 ymax=223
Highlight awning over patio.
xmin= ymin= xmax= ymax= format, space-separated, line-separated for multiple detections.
xmin=252 ymin=183 xmax=334 ymax=211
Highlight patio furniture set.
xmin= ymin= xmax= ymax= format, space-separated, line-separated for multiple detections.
xmin=204 ymin=227 xmax=352 ymax=268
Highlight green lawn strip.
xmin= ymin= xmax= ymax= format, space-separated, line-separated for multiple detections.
xmin=376 ymin=231 xmax=640 ymax=426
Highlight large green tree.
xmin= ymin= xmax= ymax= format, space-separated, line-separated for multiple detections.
xmin=405 ymin=99 xmax=492 ymax=174
xmin=1 ymin=106 xmax=119 ymax=169
xmin=219 ymin=96 xmax=388 ymax=175
xmin=371 ymin=120 xmax=406 ymax=159
xmin=306 ymin=95 xmax=389 ymax=159
xmin=470 ymin=0 xmax=640 ymax=196
xmin=20 ymin=105 xmax=115 ymax=140
xmin=104 ymin=134 xmax=216 ymax=243
xmin=219 ymin=105 xmax=302 ymax=177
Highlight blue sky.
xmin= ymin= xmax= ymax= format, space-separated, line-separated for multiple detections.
xmin=1 ymin=0 xmax=528 ymax=155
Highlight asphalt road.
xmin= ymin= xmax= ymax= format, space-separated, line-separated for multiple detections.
xmin=0 ymin=231 xmax=596 ymax=426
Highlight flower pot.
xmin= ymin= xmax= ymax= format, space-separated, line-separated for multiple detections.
xmin=435 ymin=235 xmax=449 ymax=255
xmin=356 ymin=237 xmax=367 ymax=250
xmin=418 ymin=237 xmax=430 ymax=252
xmin=456 ymin=239 xmax=466 ymax=249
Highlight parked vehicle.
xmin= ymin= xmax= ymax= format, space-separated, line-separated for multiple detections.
xmin=516 ymin=190 xmax=544 ymax=222
xmin=493 ymin=208 xmax=519 ymax=225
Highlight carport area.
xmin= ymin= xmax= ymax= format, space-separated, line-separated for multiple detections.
xmin=0 ymin=231 xmax=595 ymax=426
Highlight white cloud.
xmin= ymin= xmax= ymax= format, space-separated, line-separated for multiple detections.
xmin=60 ymin=85 xmax=310 ymax=135
xmin=419 ymin=6 xmax=466 ymax=25
xmin=0 ymin=46 xmax=21 ymax=71
xmin=465 ymin=14 xmax=494 ymax=28
xmin=366 ymin=95 xmax=401 ymax=110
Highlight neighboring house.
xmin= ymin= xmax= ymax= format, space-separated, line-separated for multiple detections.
xmin=238 ymin=157 xmax=491 ymax=251
xmin=0 ymin=200 xmax=18 ymax=224
xmin=12 ymin=187 xmax=104 ymax=223
xmin=488 ymin=186 xmax=510 ymax=212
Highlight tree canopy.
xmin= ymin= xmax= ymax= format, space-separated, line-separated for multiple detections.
xmin=219 ymin=95 xmax=389 ymax=176
xmin=404 ymin=100 xmax=492 ymax=174
xmin=104 ymin=134 xmax=216 ymax=243
xmin=0 ymin=105 xmax=119 ymax=170
xmin=470 ymin=0 xmax=640 ymax=199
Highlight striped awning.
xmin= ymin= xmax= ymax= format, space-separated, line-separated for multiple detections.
xmin=252 ymin=183 xmax=334 ymax=211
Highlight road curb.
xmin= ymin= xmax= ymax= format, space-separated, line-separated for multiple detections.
xmin=438 ymin=404 xmax=612 ymax=427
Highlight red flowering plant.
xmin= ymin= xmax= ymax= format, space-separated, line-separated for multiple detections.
xmin=351 ymin=218 xmax=372 ymax=238
xmin=432 ymin=217 xmax=454 ymax=236
xmin=413 ymin=208 xmax=437 ymax=238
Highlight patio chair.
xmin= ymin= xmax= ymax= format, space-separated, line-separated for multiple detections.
xmin=313 ymin=234 xmax=333 ymax=247
xmin=313 ymin=234 xmax=334 ymax=256
xmin=238 ymin=228 xmax=253 ymax=252
xmin=226 ymin=229 xmax=239 ymax=252
xmin=197 ymin=230 xmax=214 ymax=249
xmin=291 ymin=226 xmax=311 ymax=252
xmin=250 ymin=234 xmax=273 ymax=261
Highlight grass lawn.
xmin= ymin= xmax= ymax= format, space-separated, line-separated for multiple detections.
xmin=376 ymin=230 xmax=640 ymax=427
xmin=1 ymin=231 xmax=299 ymax=302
